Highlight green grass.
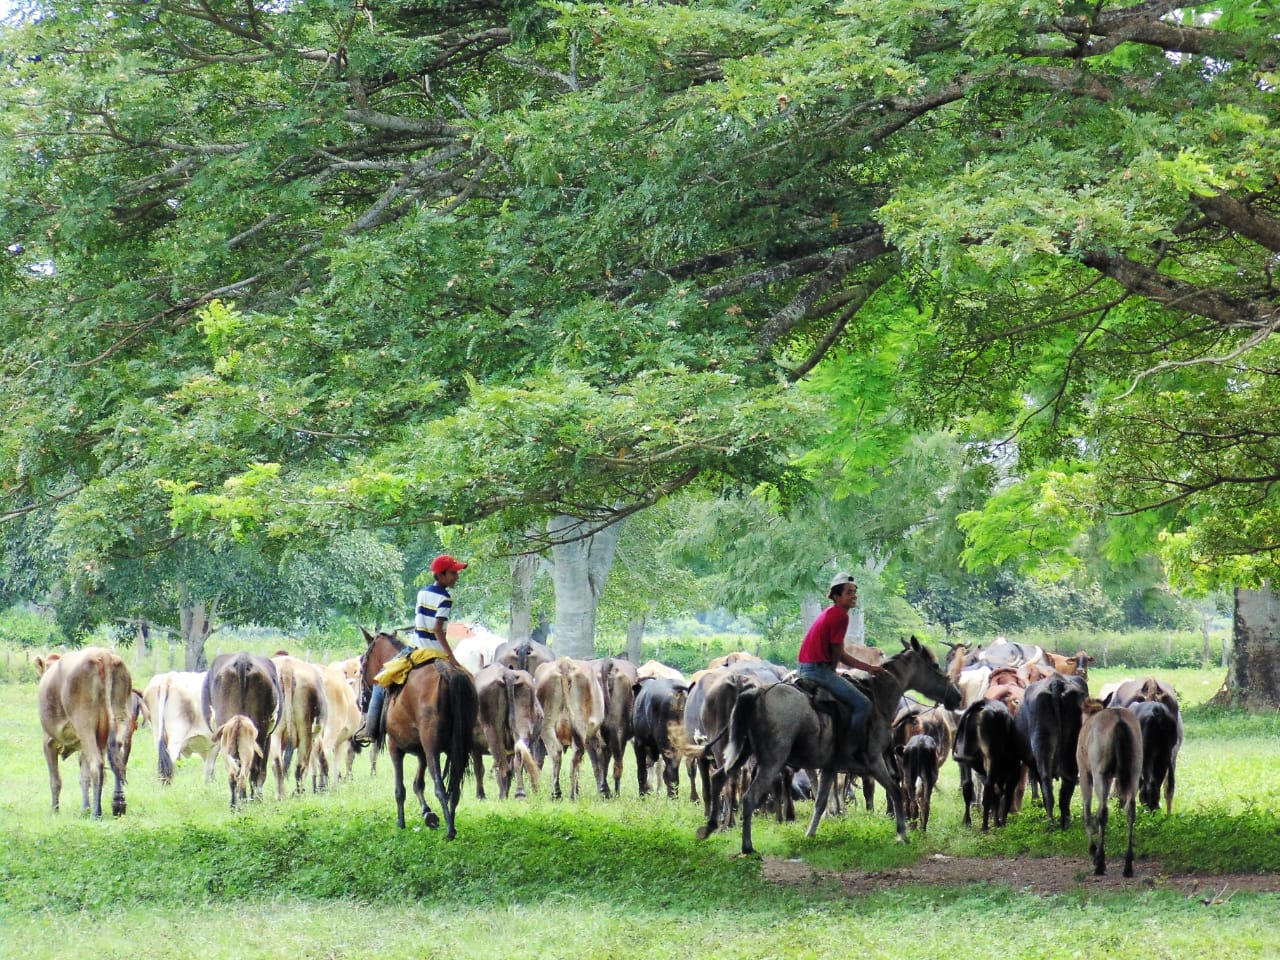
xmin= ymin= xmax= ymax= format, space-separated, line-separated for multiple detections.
xmin=2 ymin=667 xmax=1278 ymax=958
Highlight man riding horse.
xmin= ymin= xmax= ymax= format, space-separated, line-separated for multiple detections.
xmin=354 ymin=553 xmax=468 ymax=744
xmin=795 ymin=573 xmax=888 ymax=765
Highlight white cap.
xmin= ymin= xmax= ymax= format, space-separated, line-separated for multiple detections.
xmin=829 ymin=572 xmax=856 ymax=590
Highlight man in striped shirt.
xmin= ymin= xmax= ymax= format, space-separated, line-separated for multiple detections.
xmin=354 ymin=553 xmax=468 ymax=744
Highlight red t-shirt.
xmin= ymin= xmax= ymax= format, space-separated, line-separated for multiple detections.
xmin=797 ymin=604 xmax=849 ymax=665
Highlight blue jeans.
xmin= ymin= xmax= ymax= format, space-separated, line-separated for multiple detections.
xmin=796 ymin=662 xmax=872 ymax=747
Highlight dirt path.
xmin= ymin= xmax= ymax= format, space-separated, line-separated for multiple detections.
xmin=763 ymin=853 xmax=1280 ymax=898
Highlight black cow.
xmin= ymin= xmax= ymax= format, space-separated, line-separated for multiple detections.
xmin=1130 ymin=699 xmax=1178 ymax=813
xmin=954 ymin=698 xmax=1032 ymax=830
xmin=1015 ymin=673 xmax=1089 ymax=829
xmin=203 ymin=653 xmax=282 ymax=809
xmin=631 ymin=677 xmax=690 ymax=797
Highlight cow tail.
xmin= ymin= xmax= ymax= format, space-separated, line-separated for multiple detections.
xmin=722 ymin=686 xmax=760 ymax=774
xmin=1113 ymin=714 xmax=1139 ymax=796
xmin=156 ymin=682 xmax=175 ymax=783
xmin=101 ymin=654 xmax=127 ymax=783
xmin=504 ymin=669 xmax=518 ymax=748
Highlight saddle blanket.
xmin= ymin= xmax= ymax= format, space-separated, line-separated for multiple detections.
xmin=373 ymin=646 xmax=448 ymax=686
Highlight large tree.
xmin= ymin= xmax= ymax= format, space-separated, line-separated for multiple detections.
xmin=3 ymin=1 xmax=1278 ymax=691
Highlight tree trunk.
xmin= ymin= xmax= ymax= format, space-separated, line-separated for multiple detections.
xmin=1221 ymin=586 xmax=1280 ymax=709
xmin=625 ymin=615 xmax=646 ymax=663
xmin=509 ymin=546 xmax=540 ymax=640
xmin=548 ymin=515 xmax=624 ymax=659
xmin=179 ymin=585 xmax=217 ymax=671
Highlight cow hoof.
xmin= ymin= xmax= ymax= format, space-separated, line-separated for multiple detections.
xmin=514 ymin=790 xmax=526 ymax=800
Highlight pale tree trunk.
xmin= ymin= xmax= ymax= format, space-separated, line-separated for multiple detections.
xmin=179 ymin=584 xmax=218 ymax=671
xmin=800 ymin=597 xmax=822 ymax=630
xmin=1219 ymin=586 xmax=1280 ymax=709
xmin=548 ymin=515 xmax=624 ymax=659
xmin=509 ymin=547 xmax=540 ymax=640
xmin=625 ymin=615 xmax=646 ymax=663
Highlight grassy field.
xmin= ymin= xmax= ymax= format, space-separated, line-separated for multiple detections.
xmin=1 ymin=661 xmax=1278 ymax=959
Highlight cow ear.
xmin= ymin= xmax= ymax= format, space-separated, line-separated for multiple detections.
xmin=34 ymin=656 xmax=47 ymax=676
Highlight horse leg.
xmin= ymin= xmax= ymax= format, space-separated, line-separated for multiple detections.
xmin=686 ymin=756 xmax=698 ymax=805
xmin=739 ymin=765 xmax=771 ymax=855
xmin=1165 ymin=758 xmax=1176 ymax=815
xmin=425 ymin=750 xmax=456 ymax=840
xmin=413 ymin=756 xmax=440 ymax=829
xmin=869 ymin=755 xmax=909 ymax=843
xmin=391 ymin=747 xmax=408 ymax=829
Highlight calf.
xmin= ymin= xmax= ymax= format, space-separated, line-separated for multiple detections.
xmin=1015 ymin=673 xmax=1089 ymax=829
xmin=899 ymin=733 xmax=939 ymax=833
xmin=954 ymin=698 xmax=1031 ymax=830
xmin=1077 ymin=700 xmax=1142 ymax=877
xmin=36 ymin=648 xmax=142 ymax=817
xmin=203 ymin=653 xmax=282 ymax=809
xmin=631 ymin=676 xmax=691 ymax=797
xmin=473 ymin=663 xmax=543 ymax=800
xmin=534 ymin=657 xmax=608 ymax=800
xmin=1131 ymin=699 xmax=1178 ymax=814
xmin=141 ymin=670 xmax=212 ymax=785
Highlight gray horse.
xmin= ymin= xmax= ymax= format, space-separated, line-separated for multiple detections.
xmin=692 ymin=636 xmax=961 ymax=853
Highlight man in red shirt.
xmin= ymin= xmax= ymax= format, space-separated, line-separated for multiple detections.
xmin=796 ymin=573 xmax=887 ymax=761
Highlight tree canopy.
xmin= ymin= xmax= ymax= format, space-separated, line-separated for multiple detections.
xmin=1 ymin=0 xmax=1277 ymax=634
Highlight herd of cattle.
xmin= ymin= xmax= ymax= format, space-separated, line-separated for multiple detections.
xmin=34 ymin=633 xmax=1182 ymax=877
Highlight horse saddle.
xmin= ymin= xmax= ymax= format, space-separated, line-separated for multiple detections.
xmin=373 ymin=646 xmax=449 ymax=687
xmin=790 ymin=677 xmax=850 ymax=728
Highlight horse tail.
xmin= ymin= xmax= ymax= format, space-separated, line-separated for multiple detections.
xmin=722 ymin=686 xmax=761 ymax=774
xmin=443 ymin=667 xmax=479 ymax=804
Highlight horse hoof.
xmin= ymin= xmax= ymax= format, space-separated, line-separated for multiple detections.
xmin=445 ymin=830 xmax=457 ymax=841
xmin=424 ymin=811 xmax=441 ymax=829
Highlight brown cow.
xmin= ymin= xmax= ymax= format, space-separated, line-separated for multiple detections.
xmin=593 ymin=657 xmax=638 ymax=798
xmin=534 ymin=657 xmax=608 ymax=800
xmin=472 ymin=663 xmax=543 ymax=800
xmin=36 ymin=648 xmax=143 ymax=817
xmin=317 ymin=661 xmax=361 ymax=785
xmin=1044 ymin=649 xmax=1096 ymax=680
xmin=270 ymin=654 xmax=329 ymax=798
xmin=1077 ymin=700 xmax=1142 ymax=877
xmin=141 ymin=670 xmax=213 ymax=784
xmin=203 ymin=652 xmax=282 ymax=809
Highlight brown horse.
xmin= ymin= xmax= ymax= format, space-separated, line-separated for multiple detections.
xmin=688 ymin=636 xmax=962 ymax=853
xmin=359 ymin=629 xmax=478 ymax=838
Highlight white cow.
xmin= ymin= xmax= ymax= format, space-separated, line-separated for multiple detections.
xmin=141 ymin=671 xmax=213 ymax=784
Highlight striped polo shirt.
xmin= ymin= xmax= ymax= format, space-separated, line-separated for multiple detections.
xmin=413 ymin=582 xmax=452 ymax=650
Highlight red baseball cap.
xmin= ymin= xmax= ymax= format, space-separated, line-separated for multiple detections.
xmin=431 ymin=554 xmax=468 ymax=576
